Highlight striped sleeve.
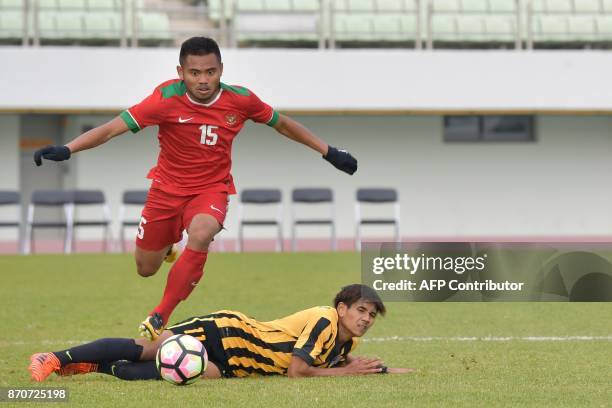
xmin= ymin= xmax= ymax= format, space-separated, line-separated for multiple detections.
xmin=292 ymin=317 xmax=333 ymax=365
xmin=120 ymin=86 xmax=165 ymax=133
xmin=243 ymin=89 xmax=278 ymax=127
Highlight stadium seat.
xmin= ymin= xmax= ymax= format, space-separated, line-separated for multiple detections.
xmin=456 ymin=15 xmax=486 ymax=41
xmin=544 ymin=0 xmax=573 ymax=13
xmin=461 ymin=0 xmax=488 ymax=13
xmin=208 ymin=0 xmax=234 ymax=21
xmin=377 ymin=0 xmax=415 ymax=12
xmin=72 ymin=190 xmax=112 ymax=252
xmin=265 ymin=0 xmax=291 ymax=11
xmin=334 ymin=14 xmax=374 ymax=41
xmin=84 ymin=13 xmax=122 ymax=39
xmin=535 ymin=15 xmax=568 ymax=41
xmin=596 ymin=16 xmax=612 ymax=40
xmin=137 ymin=12 xmax=171 ymax=41
xmin=354 ymin=188 xmax=399 ymax=251
xmin=237 ymin=189 xmax=283 ymax=252
xmin=37 ymin=0 xmax=58 ymax=10
xmin=0 ymin=191 xmax=22 ymax=253
xmin=488 ymin=0 xmax=515 ymax=13
xmin=25 ymin=190 xmax=74 ymax=254
xmin=87 ymin=0 xmax=118 ymax=10
xmin=432 ymin=0 xmax=461 ymax=13
xmin=574 ymin=0 xmax=602 ymax=13
xmin=236 ymin=0 xmax=265 ymax=11
xmin=54 ymin=12 xmax=85 ymax=39
xmin=138 ymin=12 xmax=171 ymax=40
xmin=0 ymin=11 xmax=24 ymax=39
xmin=290 ymin=188 xmax=335 ymax=252
xmin=57 ymin=0 xmax=86 ymax=10
xmin=345 ymin=0 xmax=376 ymax=12
xmin=118 ymin=189 xmax=147 ymax=252
xmin=292 ymin=0 xmax=320 ymax=11
xmin=372 ymin=14 xmax=403 ymax=40
xmin=484 ymin=15 xmax=516 ymax=42
xmin=567 ymin=16 xmax=596 ymax=41
xmin=431 ymin=15 xmax=456 ymax=41
xmin=1 ymin=0 xmax=24 ymax=8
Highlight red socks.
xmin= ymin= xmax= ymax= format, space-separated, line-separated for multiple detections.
xmin=152 ymin=247 xmax=207 ymax=325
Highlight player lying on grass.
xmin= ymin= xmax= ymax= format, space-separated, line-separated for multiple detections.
xmin=33 ymin=36 xmax=358 ymax=341
xmin=29 ymin=284 xmax=412 ymax=381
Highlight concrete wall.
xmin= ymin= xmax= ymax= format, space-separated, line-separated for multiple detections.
xmin=2 ymin=113 xmax=608 ymax=243
xmin=0 ymin=48 xmax=611 ymax=112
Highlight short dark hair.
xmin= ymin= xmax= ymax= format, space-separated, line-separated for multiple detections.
xmin=333 ymin=284 xmax=386 ymax=316
xmin=179 ymin=37 xmax=222 ymax=66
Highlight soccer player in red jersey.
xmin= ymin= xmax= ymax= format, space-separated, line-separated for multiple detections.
xmin=34 ymin=37 xmax=358 ymax=340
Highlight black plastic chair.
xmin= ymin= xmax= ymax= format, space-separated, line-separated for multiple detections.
xmin=0 ymin=191 xmax=21 ymax=253
xmin=238 ymin=189 xmax=283 ymax=252
xmin=291 ymin=188 xmax=336 ymax=251
xmin=118 ymin=190 xmax=148 ymax=252
xmin=355 ymin=188 xmax=400 ymax=250
xmin=72 ymin=190 xmax=112 ymax=252
xmin=25 ymin=190 xmax=74 ymax=254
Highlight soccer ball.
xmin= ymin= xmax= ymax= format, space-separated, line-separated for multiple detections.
xmin=156 ymin=334 xmax=208 ymax=385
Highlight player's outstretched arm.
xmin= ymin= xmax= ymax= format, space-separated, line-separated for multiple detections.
xmin=287 ymin=355 xmax=412 ymax=378
xmin=272 ymin=114 xmax=358 ymax=175
xmin=34 ymin=116 xmax=129 ymax=166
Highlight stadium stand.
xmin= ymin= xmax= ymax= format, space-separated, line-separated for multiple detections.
xmin=1 ymin=0 xmax=611 ymax=48
xmin=290 ymin=188 xmax=336 ymax=252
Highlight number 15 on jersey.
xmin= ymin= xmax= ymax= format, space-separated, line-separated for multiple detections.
xmin=200 ymin=125 xmax=218 ymax=146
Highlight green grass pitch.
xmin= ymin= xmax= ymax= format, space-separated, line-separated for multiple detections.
xmin=0 ymin=252 xmax=610 ymax=407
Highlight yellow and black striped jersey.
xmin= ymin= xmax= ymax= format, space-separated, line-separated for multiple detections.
xmin=169 ymin=306 xmax=359 ymax=377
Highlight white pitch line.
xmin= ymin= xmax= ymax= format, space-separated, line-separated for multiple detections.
xmin=363 ymin=335 xmax=612 ymax=342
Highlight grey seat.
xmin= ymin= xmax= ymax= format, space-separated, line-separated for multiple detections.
xmin=238 ymin=189 xmax=283 ymax=252
xmin=291 ymin=188 xmax=336 ymax=251
xmin=0 ymin=191 xmax=21 ymax=253
xmin=118 ymin=189 xmax=148 ymax=252
xmin=355 ymin=188 xmax=400 ymax=250
xmin=25 ymin=190 xmax=74 ymax=254
xmin=72 ymin=190 xmax=112 ymax=252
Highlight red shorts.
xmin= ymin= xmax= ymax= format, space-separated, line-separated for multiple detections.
xmin=135 ymin=187 xmax=229 ymax=251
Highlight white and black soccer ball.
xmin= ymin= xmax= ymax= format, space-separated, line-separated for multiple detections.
xmin=156 ymin=334 xmax=208 ymax=385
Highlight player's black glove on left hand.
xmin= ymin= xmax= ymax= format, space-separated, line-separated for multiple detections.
xmin=34 ymin=145 xmax=71 ymax=166
xmin=324 ymin=145 xmax=357 ymax=175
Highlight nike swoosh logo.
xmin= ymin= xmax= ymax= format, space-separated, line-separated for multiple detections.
xmin=191 ymin=281 xmax=198 ymax=287
xmin=178 ymin=117 xmax=194 ymax=123
xmin=210 ymin=204 xmax=223 ymax=214
xmin=66 ymin=351 xmax=72 ymax=361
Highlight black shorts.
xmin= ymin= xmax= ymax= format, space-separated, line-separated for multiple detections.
xmin=168 ymin=317 xmax=234 ymax=378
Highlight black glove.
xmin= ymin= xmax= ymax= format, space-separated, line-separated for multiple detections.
xmin=323 ymin=145 xmax=357 ymax=175
xmin=34 ymin=145 xmax=71 ymax=166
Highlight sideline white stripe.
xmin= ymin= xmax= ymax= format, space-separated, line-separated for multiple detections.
xmin=363 ymin=335 xmax=612 ymax=342
xmin=3 ymin=336 xmax=611 ymax=348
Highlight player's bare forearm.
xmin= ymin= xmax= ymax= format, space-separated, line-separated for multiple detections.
xmin=66 ymin=116 xmax=129 ymax=154
xmin=287 ymin=355 xmax=391 ymax=378
xmin=273 ymin=114 xmax=328 ymax=155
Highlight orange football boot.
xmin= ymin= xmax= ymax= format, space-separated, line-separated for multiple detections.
xmin=28 ymin=353 xmax=61 ymax=382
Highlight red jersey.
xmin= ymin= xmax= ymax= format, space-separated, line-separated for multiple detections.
xmin=119 ymin=79 xmax=278 ymax=195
